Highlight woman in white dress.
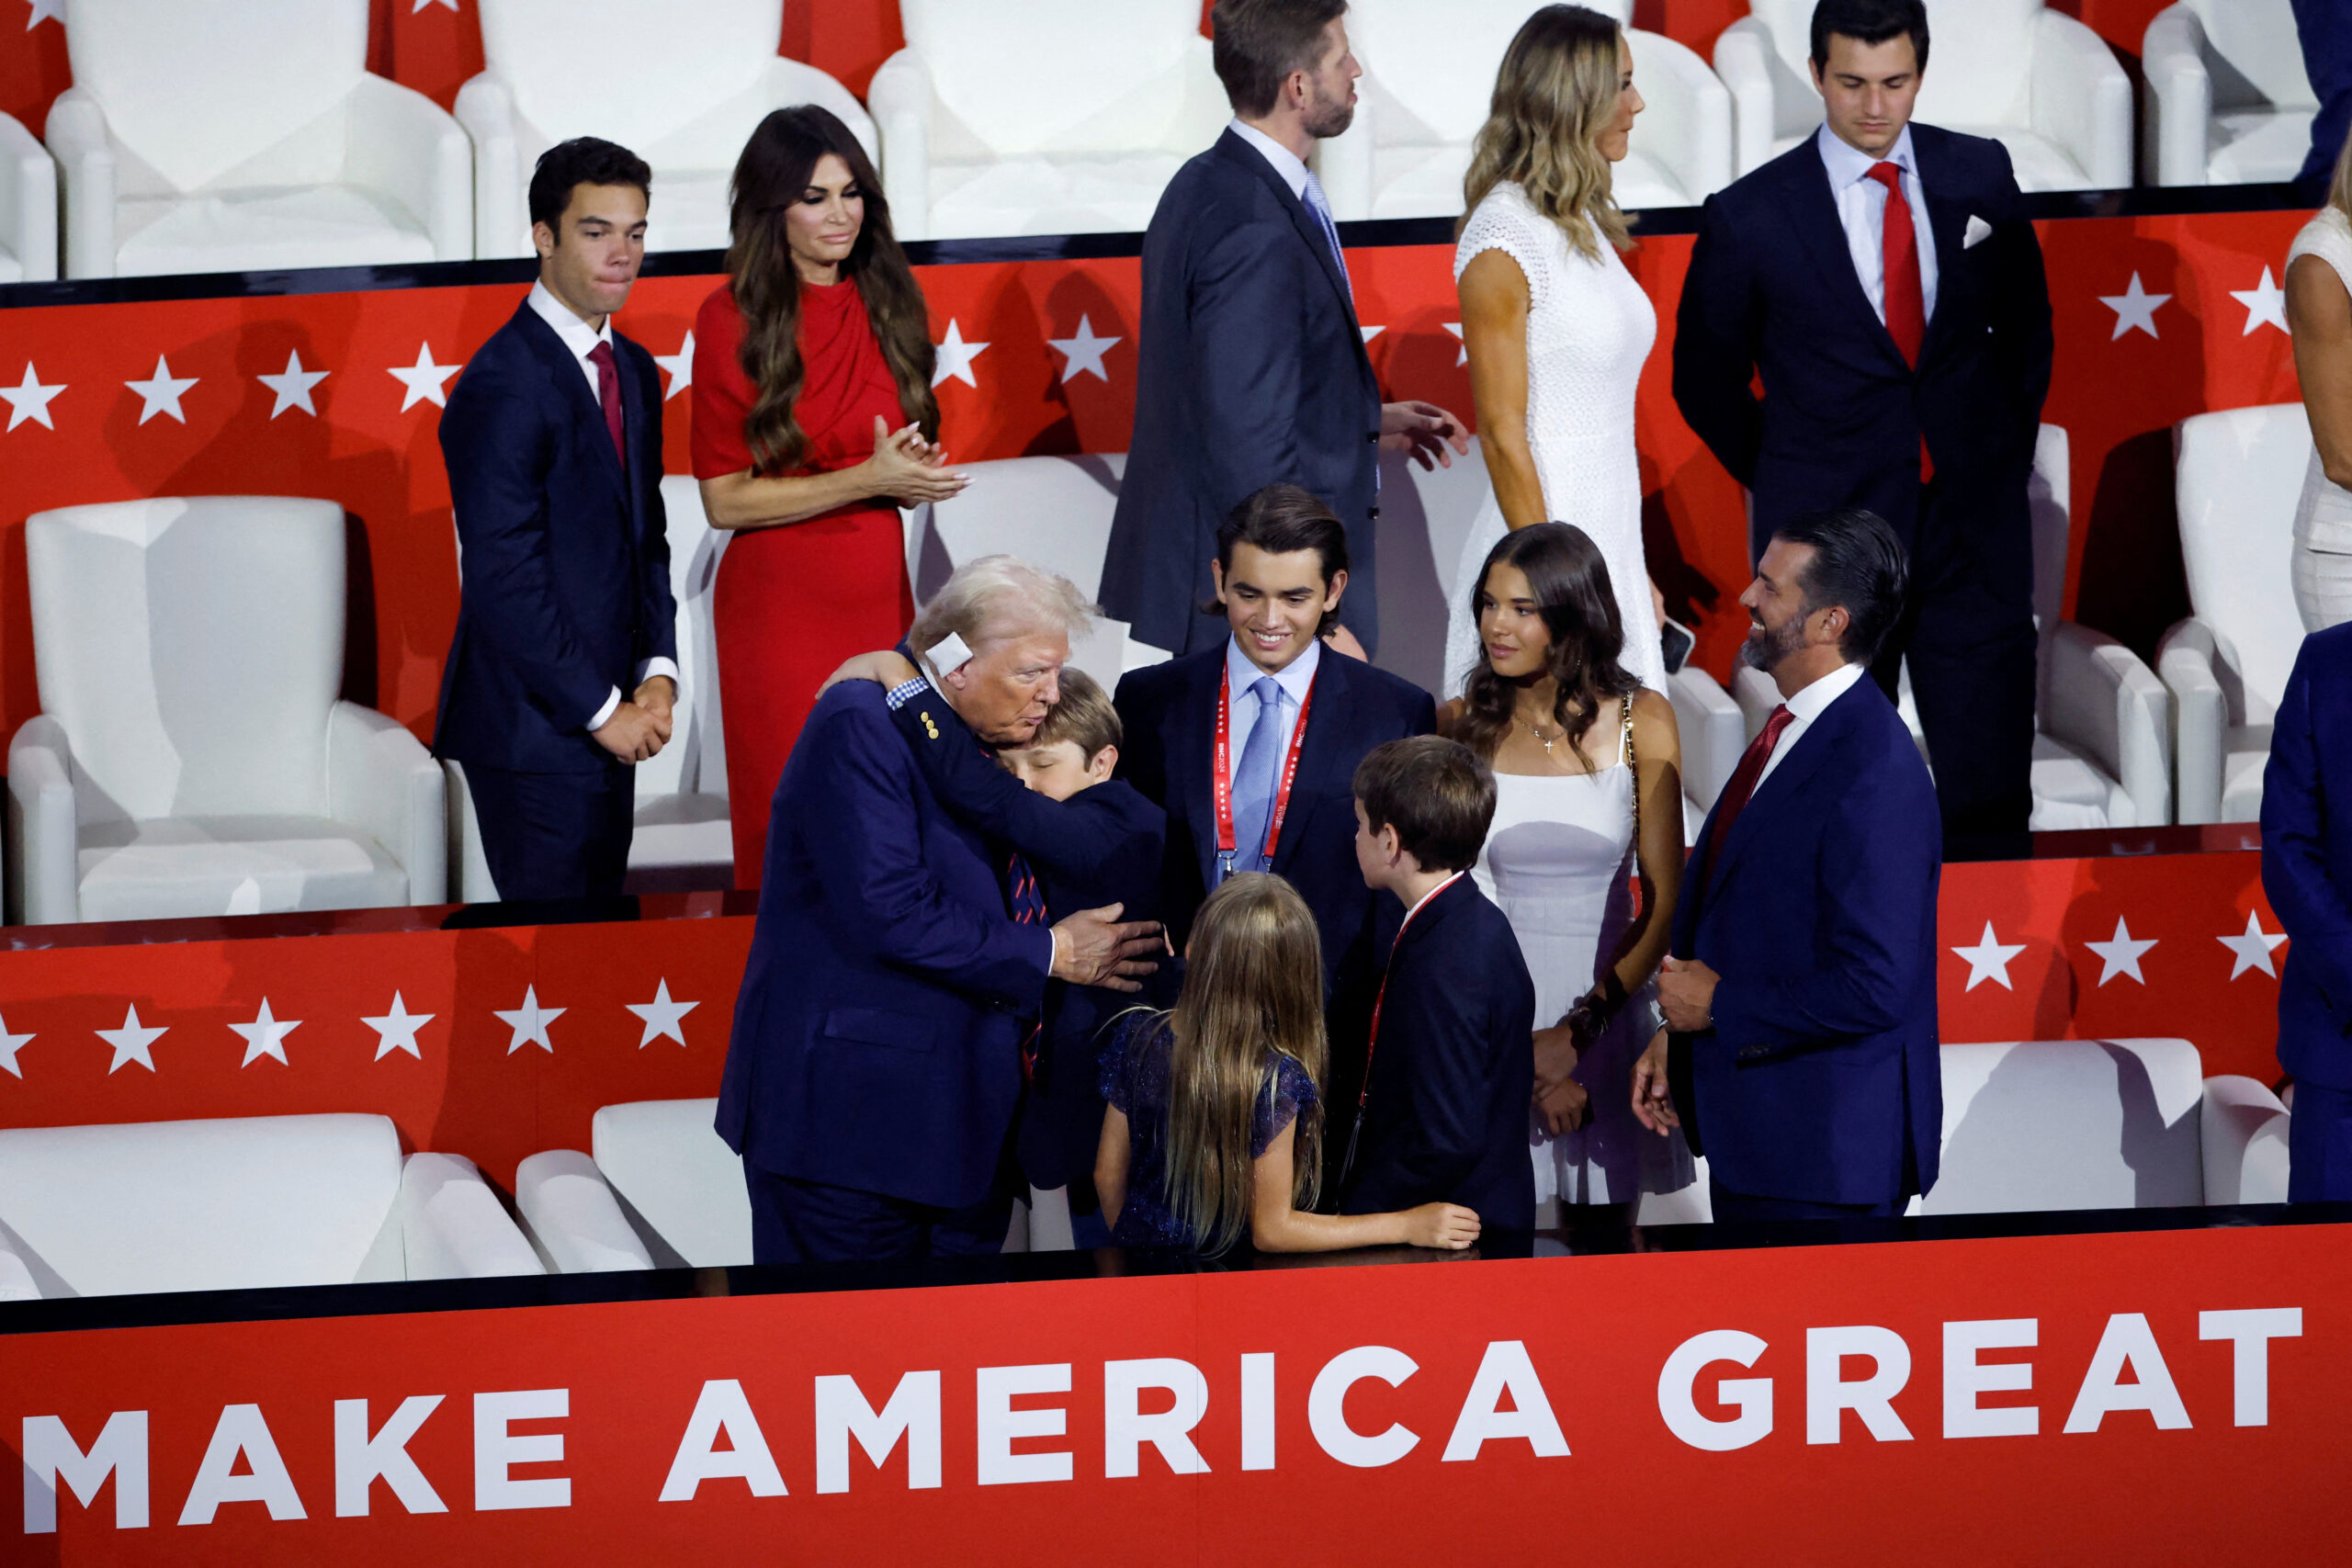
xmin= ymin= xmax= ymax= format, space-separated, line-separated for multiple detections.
xmin=1443 ymin=523 xmax=1692 ymax=1219
xmin=2289 ymin=128 xmax=2352 ymax=633
xmin=1443 ymin=4 xmax=1664 ymax=698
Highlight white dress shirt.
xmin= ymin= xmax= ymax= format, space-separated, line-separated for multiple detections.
xmin=1227 ymin=118 xmax=1311 ymax=200
xmin=1752 ymin=659 xmax=1868 ymax=796
xmin=1226 ymin=634 xmax=1321 ymax=774
xmin=526 ymin=281 xmax=681 ymax=730
xmin=1816 ymin=122 xmax=1939 ymax=328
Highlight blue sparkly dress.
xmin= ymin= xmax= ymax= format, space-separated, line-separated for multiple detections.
xmin=1100 ymin=1012 xmax=1318 ymax=1252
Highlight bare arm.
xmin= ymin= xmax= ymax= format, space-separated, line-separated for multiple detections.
xmin=1459 ymin=248 xmax=1548 ymax=532
xmin=1607 ymin=690 xmax=1685 ymax=1001
xmin=698 ymin=417 xmax=968 ymax=531
xmin=1094 ymin=1105 xmax=1132 ymax=1233
xmin=1247 ymin=1122 xmax=1480 ymax=1253
xmin=2291 ymin=254 xmax=2352 ymax=491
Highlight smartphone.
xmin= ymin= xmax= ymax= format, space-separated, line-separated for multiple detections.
xmin=1660 ymin=616 xmax=1695 ymax=676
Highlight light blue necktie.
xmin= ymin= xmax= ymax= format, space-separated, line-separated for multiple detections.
xmin=1228 ymin=675 xmax=1285 ymax=878
xmin=1302 ymin=173 xmax=1354 ymax=301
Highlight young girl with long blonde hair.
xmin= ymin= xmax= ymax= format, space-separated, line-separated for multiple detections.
xmin=1095 ymin=873 xmax=1480 ymax=1255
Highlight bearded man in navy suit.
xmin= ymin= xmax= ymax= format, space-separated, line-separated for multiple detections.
xmin=435 ymin=139 xmax=678 ymax=899
xmin=1674 ymin=0 xmax=2053 ymax=849
xmin=1633 ymin=510 xmax=1943 ymax=1224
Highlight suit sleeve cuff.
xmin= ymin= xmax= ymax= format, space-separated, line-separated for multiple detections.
xmin=1041 ymin=925 xmax=1063 ymax=977
xmin=635 ymin=657 xmax=680 ymax=696
xmin=586 ymin=685 xmax=622 ymax=732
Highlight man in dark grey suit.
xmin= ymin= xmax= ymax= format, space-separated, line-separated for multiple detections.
xmin=1099 ymin=0 xmax=1466 ymax=659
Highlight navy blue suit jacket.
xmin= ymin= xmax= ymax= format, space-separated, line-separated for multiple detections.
xmin=1340 ymin=875 xmax=1536 ymax=1230
xmin=1114 ymin=649 xmax=1436 ymax=1039
xmin=434 ymin=299 xmax=677 ymax=773
xmin=883 ymin=690 xmax=1170 ymax=1193
xmin=715 ymin=683 xmax=1053 ymax=1210
xmin=1672 ymin=675 xmax=1943 ymax=1206
xmin=1673 ymin=125 xmax=2052 ymax=586
xmin=2263 ymin=624 xmax=2352 ymax=1089
xmin=1099 ymin=130 xmax=1385 ymax=654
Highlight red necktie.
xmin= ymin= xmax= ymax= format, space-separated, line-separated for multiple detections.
xmin=1702 ymin=703 xmax=1794 ymax=886
xmin=587 ymin=340 xmax=627 ymax=472
xmin=1866 ymin=162 xmax=1933 ymax=483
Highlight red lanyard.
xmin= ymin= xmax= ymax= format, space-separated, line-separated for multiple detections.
xmin=1213 ymin=662 xmax=1317 ymax=875
xmin=1359 ymin=873 xmax=1464 ymax=1109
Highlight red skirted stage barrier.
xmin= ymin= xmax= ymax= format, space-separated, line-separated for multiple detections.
xmin=0 ymin=205 xmax=2312 ymax=746
xmin=3 ymin=1215 xmax=2340 ymax=1563
xmin=0 ymin=843 xmax=2282 ymax=1184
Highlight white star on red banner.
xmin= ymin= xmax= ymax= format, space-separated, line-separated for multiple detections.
xmin=3 ymin=363 xmax=65 ymax=432
xmin=26 ymin=0 xmax=62 ymax=28
xmin=389 ymin=344 xmax=463 ymax=412
xmin=932 ymin=320 xmax=989 ymax=389
xmin=1047 ymin=316 xmax=1121 ymax=384
xmin=2099 ymin=274 xmax=2170 ymax=341
xmin=257 ymin=350 xmax=329 ymax=419
xmin=230 ymin=998 xmax=300 ymax=1067
xmin=655 ymin=332 xmax=695 ymax=400
xmin=125 ymin=355 xmax=198 ymax=425
xmin=1444 ymin=321 xmax=1466 ymax=366
xmin=97 ymin=1005 xmax=165 ymax=1075
xmin=2086 ymin=917 xmax=2158 ymax=987
xmin=2231 ymin=268 xmax=2290 ymax=337
xmin=496 ymin=987 xmax=563 ymax=1055
xmin=627 ymin=979 xmax=699 ymax=1048
xmin=1361 ymin=325 xmax=1385 ymax=344
xmin=1952 ymin=921 xmax=2028 ymax=992
xmin=0 ymin=1015 xmax=31 ymax=1079
xmin=2218 ymin=910 xmax=2289 ymax=980
xmin=363 ymin=992 xmax=435 ymax=1061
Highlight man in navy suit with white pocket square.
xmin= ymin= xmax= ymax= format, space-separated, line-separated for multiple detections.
xmin=1673 ymin=0 xmax=2053 ymax=849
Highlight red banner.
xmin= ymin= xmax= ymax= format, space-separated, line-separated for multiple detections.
xmin=2 ymin=1216 xmax=2342 ymax=1564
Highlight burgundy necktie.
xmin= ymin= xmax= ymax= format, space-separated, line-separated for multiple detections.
xmin=1702 ymin=703 xmax=1794 ymax=886
xmin=587 ymin=340 xmax=626 ymax=472
xmin=1866 ymin=161 xmax=1933 ymax=483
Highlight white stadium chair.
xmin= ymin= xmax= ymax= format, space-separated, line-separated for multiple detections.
xmin=1919 ymin=1040 xmax=2289 ymax=1214
xmin=0 ymin=111 xmax=58 ymax=283
xmin=625 ymin=479 xmax=734 ymax=894
xmin=458 ymin=0 xmax=874 ymax=259
xmin=1715 ymin=0 xmax=2132 ymax=191
xmin=6 ymin=498 xmax=446 ymax=925
xmin=515 ymin=1099 xmax=753 ymax=1270
xmin=869 ymin=0 xmax=1230 ymax=242
xmin=45 ymin=0 xmax=469 ymax=277
xmin=0 ymin=1114 xmax=540 ymax=1300
xmin=2144 ymin=0 xmax=2317 ymax=188
xmin=1320 ymin=0 xmax=1734 ymax=220
xmin=2160 ymin=404 xmax=2309 ymax=824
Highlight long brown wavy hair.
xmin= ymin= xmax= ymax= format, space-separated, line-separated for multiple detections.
xmin=1453 ymin=522 xmax=1640 ymax=773
xmin=1459 ymin=5 xmax=1634 ymax=261
xmin=726 ymin=107 xmax=937 ymax=477
xmin=1161 ymin=874 xmax=1327 ymax=1256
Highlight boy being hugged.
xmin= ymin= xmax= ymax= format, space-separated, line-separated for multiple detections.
xmin=1340 ymin=736 xmax=1538 ymax=1231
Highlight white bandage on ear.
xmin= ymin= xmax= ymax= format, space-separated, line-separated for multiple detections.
xmin=924 ymin=631 xmax=976 ymax=681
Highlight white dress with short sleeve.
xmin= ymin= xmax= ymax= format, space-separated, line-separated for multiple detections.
xmin=2290 ymin=207 xmax=2352 ymax=633
xmin=1443 ymin=182 xmax=1663 ymax=699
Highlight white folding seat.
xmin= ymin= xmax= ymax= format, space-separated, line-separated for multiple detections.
xmin=458 ymin=0 xmax=873 ymax=259
xmin=0 ymin=111 xmax=57 ymax=283
xmin=869 ymin=0 xmax=1230 ymax=242
xmin=2160 ymin=404 xmax=2310 ymax=824
xmin=1320 ymin=0 xmax=1733 ymax=220
xmin=2144 ymin=0 xmax=2317 ymax=187
xmin=6 ymin=498 xmax=446 ymax=925
xmin=1920 ymin=1040 xmax=2288 ymax=1214
xmin=515 ymin=1099 xmax=753 ymax=1270
xmin=0 ymin=1114 xmax=539 ymax=1300
xmin=1713 ymin=0 xmax=2131 ymax=191
xmin=45 ymin=0 xmax=469 ymax=277
xmin=624 ymin=479 xmax=734 ymax=894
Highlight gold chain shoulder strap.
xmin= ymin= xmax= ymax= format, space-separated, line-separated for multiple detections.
xmin=1622 ymin=695 xmax=1638 ymax=858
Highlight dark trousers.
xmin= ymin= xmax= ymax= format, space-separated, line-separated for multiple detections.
xmin=1710 ymin=1178 xmax=1902 ymax=1224
xmin=1868 ymin=483 xmax=2039 ymax=849
xmin=466 ymin=761 xmax=635 ymax=901
xmin=745 ymin=1163 xmax=1016 ymax=1267
xmin=2289 ymin=1080 xmax=2352 ymax=1201
xmin=2293 ymin=0 xmax=2352 ymax=194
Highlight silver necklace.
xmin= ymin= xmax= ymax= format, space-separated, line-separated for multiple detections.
xmin=1516 ymin=714 xmax=1565 ymax=755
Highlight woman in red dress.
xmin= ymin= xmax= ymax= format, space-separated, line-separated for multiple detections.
xmin=693 ymin=107 xmax=967 ymax=888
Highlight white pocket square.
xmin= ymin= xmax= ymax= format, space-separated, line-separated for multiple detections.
xmin=1963 ymin=215 xmax=1995 ymax=250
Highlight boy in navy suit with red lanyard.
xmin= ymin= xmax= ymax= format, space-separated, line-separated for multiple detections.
xmin=1339 ymin=736 xmax=1536 ymax=1233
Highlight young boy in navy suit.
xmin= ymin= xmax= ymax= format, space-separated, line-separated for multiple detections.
xmin=865 ymin=664 xmax=1169 ymax=1247
xmin=1339 ymin=736 xmax=1536 ymax=1233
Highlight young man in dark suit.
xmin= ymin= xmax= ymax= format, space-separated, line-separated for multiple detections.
xmin=1339 ymin=736 xmax=1535 ymax=1234
xmin=1099 ymin=0 xmax=1465 ymax=659
xmin=434 ymin=138 xmax=679 ymax=899
xmin=1634 ymin=509 xmax=1944 ymax=1224
xmin=1672 ymin=0 xmax=2053 ymax=849
xmin=1114 ymin=483 xmax=1436 ymax=1154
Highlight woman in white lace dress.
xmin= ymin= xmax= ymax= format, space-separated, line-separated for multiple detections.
xmin=1444 ymin=5 xmax=1663 ymax=698
xmin=2289 ymin=129 xmax=2352 ymax=633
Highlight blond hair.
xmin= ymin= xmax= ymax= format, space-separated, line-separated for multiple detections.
xmin=1031 ymin=667 xmax=1121 ymax=758
xmin=909 ymin=556 xmax=1094 ymax=660
xmin=1162 ymin=874 xmax=1327 ymax=1255
xmin=1459 ymin=5 xmax=1633 ymax=261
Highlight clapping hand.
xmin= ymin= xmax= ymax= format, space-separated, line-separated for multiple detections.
xmin=1379 ymin=400 xmax=1470 ymax=470
xmin=865 ymin=417 xmax=969 ymax=507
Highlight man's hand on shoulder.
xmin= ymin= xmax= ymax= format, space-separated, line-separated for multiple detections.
xmin=1050 ymin=902 xmax=1165 ymax=993
xmin=818 ymin=649 xmax=922 ymax=698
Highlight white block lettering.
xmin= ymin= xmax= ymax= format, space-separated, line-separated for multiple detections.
xmin=473 ymin=1389 xmax=571 ymax=1510
xmin=975 ymin=1364 xmax=1073 ymax=1485
xmin=2064 ymin=1314 xmax=2191 ymax=1433
xmin=814 ymin=1371 xmax=942 ymax=1494
xmin=177 ymin=1404 xmax=305 ymax=1525
xmin=659 ymin=1380 xmax=786 ymax=1502
xmin=1308 ymin=1346 xmax=1419 ymax=1468
xmin=1442 ymin=1340 xmax=1569 ymax=1461
xmin=1103 ymin=1359 xmax=1211 ymax=1479
xmin=334 ymin=1395 xmax=447 ymax=1517
xmin=2199 ymin=1308 xmax=2302 ymax=1427
xmin=1805 ymin=1325 xmax=1914 ymax=1444
xmin=22 ymin=1412 xmax=147 ymax=1533
xmin=1942 ymin=1320 xmax=2039 ymax=1438
xmin=1657 ymin=1331 xmax=1772 ymax=1451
